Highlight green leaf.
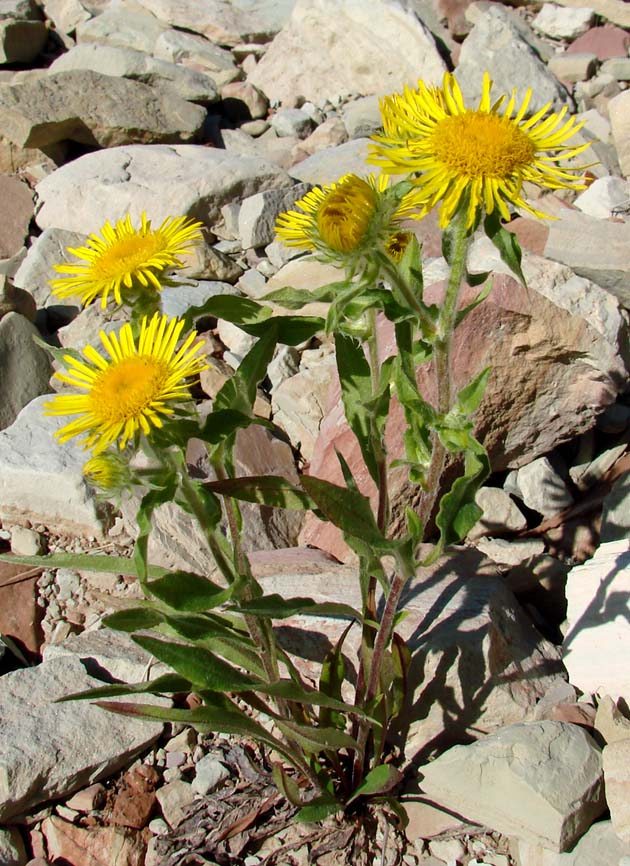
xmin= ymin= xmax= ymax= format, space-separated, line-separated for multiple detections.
xmin=453 ymin=366 xmax=491 ymax=416
xmin=405 ymin=507 xmax=424 ymax=549
xmin=181 ymin=293 xmax=272 ymax=332
xmin=198 ymin=409 xmax=271 ymax=445
xmin=59 ymin=673 xmax=192 ymax=702
xmin=214 ymin=321 xmax=278 ymax=415
xmin=319 ymin=620 xmax=354 ymax=729
xmin=300 ymin=476 xmax=391 ymax=550
xmin=261 ymin=280 xmax=347 ymax=310
xmin=147 ymin=571 xmax=232 ymax=611
xmin=430 ymin=441 xmax=490 ymax=559
xmin=203 ymin=475 xmax=316 ymax=511
xmin=296 ymin=796 xmax=342 ymax=823
xmin=0 ymin=551 xmax=168 ymax=579
xmin=455 ymin=278 xmax=493 ymax=328
xmin=275 ymin=719 xmax=359 ymax=755
xmin=33 ymin=332 xmax=83 ymax=366
xmin=397 ymin=234 xmax=424 ymax=300
xmin=162 ymin=614 xmax=266 ymax=678
xmin=132 ymin=635 xmax=258 ymax=692
xmin=272 ymin=764 xmax=305 ymax=807
xmin=255 ymin=680 xmax=368 ymax=717
xmin=233 ymin=594 xmax=360 ymax=621
xmin=335 ymin=332 xmax=379 ymax=484
xmin=253 ymin=316 xmax=324 ymax=346
xmin=102 ymin=606 xmax=165 ymax=632
xmin=347 ymin=764 xmax=403 ymax=805
xmin=134 ymin=480 xmax=177 ymax=583
xmin=484 ymin=211 xmax=526 ymax=286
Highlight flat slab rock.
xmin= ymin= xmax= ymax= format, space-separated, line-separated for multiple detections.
xmin=417 ymin=720 xmax=605 ymax=852
xmin=0 ymin=654 xmax=164 ymax=821
xmin=250 ymin=546 xmax=566 ymax=763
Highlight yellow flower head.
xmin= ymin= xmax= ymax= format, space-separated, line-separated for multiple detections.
xmin=83 ymin=453 xmax=130 ymax=493
xmin=370 ymin=72 xmax=590 ymax=228
xmin=50 ymin=212 xmax=204 ymax=309
xmin=44 ymin=313 xmax=208 ymax=454
xmin=275 ymin=174 xmax=422 ymax=265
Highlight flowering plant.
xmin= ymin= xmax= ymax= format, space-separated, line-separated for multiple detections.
xmin=3 ymin=73 xmax=588 ymax=822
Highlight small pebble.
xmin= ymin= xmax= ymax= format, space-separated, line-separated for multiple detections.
xmin=148 ymin=818 xmax=170 ymax=836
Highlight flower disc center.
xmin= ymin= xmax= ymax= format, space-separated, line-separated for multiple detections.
xmin=432 ymin=111 xmax=536 ymax=178
xmin=93 ymin=235 xmax=164 ymax=279
xmin=91 ymin=356 xmax=169 ymax=422
xmin=317 ymin=180 xmax=377 ymax=252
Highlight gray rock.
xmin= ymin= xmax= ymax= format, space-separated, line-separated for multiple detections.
xmin=43 ymin=627 xmax=168 ymax=683
xmin=0 ymin=826 xmax=26 ymax=866
xmin=155 ymin=779 xmax=196 ymax=829
xmin=563 ymin=539 xmax=630 ymax=702
xmin=603 ymin=740 xmax=630 ymax=845
xmin=574 ymin=176 xmax=630 ymax=219
xmin=0 ymin=654 xmax=164 ymax=821
xmin=608 ymin=90 xmax=630 ymax=178
xmin=133 ymin=0 xmax=272 ymax=46
xmin=475 ymin=536 xmax=546 ymax=566
xmin=456 ymin=6 xmax=571 ymax=113
xmin=35 ymin=144 xmax=292 ymax=235
xmin=0 ymin=70 xmax=207 ymax=149
xmin=237 ymin=183 xmax=309 ymax=249
xmin=515 ymin=819 xmax=630 ymax=866
xmin=600 ymin=57 xmax=630 ymax=82
xmin=418 ymin=721 xmax=605 ymax=852
xmin=532 ymin=3 xmax=594 ymax=39
xmin=548 ymin=52 xmax=599 ymax=83
xmin=289 ymin=138 xmax=372 ymax=184
xmin=10 ymin=525 xmax=44 ymax=555
xmin=594 ymin=695 xmax=630 ymax=745
xmin=0 ymin=395 xmax=105 ymax=536
xmin=601 ymin=471 xmax=630 ymax=543
xmin=0 ymin=0 xmax=41 ymax=20
xmin=237 ymin=267 xmax=267 ymax=298
xmin=76 ymin=3 xmax=169 ymax=54
xmin=0 ymin=19 xmax=46 ymax=63
xmin=13 ymin=227 xmax=87 ymax=307
xmin=270 ymin=108 xmax=312 ymax=139
xmin=191 ymin=754 xmax=230 ymax=795
xmin=159 ymin=278 xmax=238 ymax=319
xmin=267 ymin=344 xmax=300 ymax=390
xmin=511 ymin=456 xmax=574 ymax=517
xmin=343 ymin=95 xmax=383 ymax=139
xmin=543 ymin=209 xmax=630 ymax=305
xmin=248 ymin=0 xmax=446 ymax=106
xmin=0 ymin=313 xmax=53 ymax=431
xmin=179 ymin=243 xmax=243 ymax=283
xmin=221 ymin=80 xmax=268 ymax=122
xmin=43 ymin=0 xmax=92 ymax=34
xmin=468 ymin=486 xmax=527 ymax=541
xmin=220 ymin=127 xmax=297 ymax=171
xmin=153 ymin=29 xmax=241 ymax=86
xmin=0 ymin=274 xmax=35 ymax=321
xmin=49 ymin=43 xmax=219 ymax=104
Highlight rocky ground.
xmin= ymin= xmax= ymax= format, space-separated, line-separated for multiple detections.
xmin=0 ymin=0 xmax=629 ymax=864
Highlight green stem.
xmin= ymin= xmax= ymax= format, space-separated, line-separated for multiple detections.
xmin=380 ymin=256 xmax=436 ymax=340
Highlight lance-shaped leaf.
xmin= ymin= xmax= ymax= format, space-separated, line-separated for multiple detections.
xmin=203 ymin=475 xmax=316 ymax=511
xmin=0 ymin=551 xmax=168 ymax=579
xmin=162 ymin=613 xmax=265 ymax=678
xmin=180 ymin=293 xmax=272 ymax=332
xmin=452 ymin=366 xmax=491 ymax=417
xmin=335 ymin=332 xmax=379 ymax=484
xmin=484 ymin=211 xmax=526 ymax=286
xmin=255 ymin=680 xmax=370 ymax=717
xmin=132 ymin=635 xmax=259 ymax=692
xmin=275 ymin=718 xmax=359 ymax=755
xmin=232 ymin=593 xmax=360 ymax=621
xmin=319 ymin=620 xmax=354 ymax=729
xmin=346 ymin=764 xmax=403 ymax=805
xmin=296 ymin=795 xmax=342 ymax=823
xmin=59 ymin=673 xmax=192 ymax=702
xmin=455 ymin=278 xmax=493 ymax=328
xmin=146 ymin=571 xmax=232 ymax=611
xmin=300 ymin=476 xmax=392 ymax=550
xmin=213 ymin=322 xmax=278 ymax=415
xmin=198 ymin=409 xmax=272 ymax=445
xmin=102 ymin=606 xmax=165 ymax=632
xmin=262 ymin=280 xmax=348 ymax=310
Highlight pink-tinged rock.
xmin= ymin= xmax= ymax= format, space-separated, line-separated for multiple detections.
xmin=0 ymin=176 xmax=33 ymax=260
xmin=567 ymin=24 xmax=630 ymax=59
xmin=300 ymin=254 xmax=628 ymax=560
xmin=506 ymin=217 xmax=550 ymax=257
xmin=0 ymin=560 xmax=43 ymax=661
xmin=42 ymin=816 xmax=146 ymax=866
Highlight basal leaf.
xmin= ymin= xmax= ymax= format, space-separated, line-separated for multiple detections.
xmin=296 ymin=795 xmax=342 ymax=823
xmin=102 ymin=606 xmax=165 ymax=632
xmin=59 ymin=673 xmax=192 ymax=702
xmin=203 ymin=475 xmax=316 ymax=510
xmin=275 ymin=719 xmax=359 ymax=755
xmin=147 ymin=571 xmax=232 ymax=611
xmin=0 ymin=552 xmax=168 ymax=579
xmin=346 ymin=764 xmax=403 ymax=805
xmin=233 ymin=594 xmax=360 ymax=621
xmin=300 ymin=476 xmax=392 ymax=550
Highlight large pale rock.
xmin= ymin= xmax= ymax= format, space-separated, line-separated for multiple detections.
xmin=0 ymin=313 xmax=53 ymax=430
xmin=515 ymin=819 xmax=630 ymax=865
xmin=0 ymin=395 xmax=105 ymax=537
xmin=544 ymin=209 xmax=630 ymax=304
xmin=133 ymin=0 xmax=273 ymax=45
xmin=0 ymin=70 xmax=206 ymax=149
xmin=0 ymin=826 xmax=26 ymax=866
xmin=0 ymin=19 xmax=46 ymax=63
xmin=35 ymin=144 xmax=292 ymax=234
xmin=76 ymin=3 xmax=169 ymax=54
xmin=300 ymin=253 xmax=629 ymax=560
xmin=418 ymin=721 xmax=605 ymax=851
xmin=563 ymin=539 xmax=630 ymax=702
xmin=532 ymin=4 xmax=594 ymax=40
xmin=43 ymin=0 xmax=92 ymax=34
xmin=553 ymin=0 xmax=630 ymax=28
xmin=0 ymin=654 xmax=164 ymax=820
xmin=603 ymin=740 xmax=630 ymax=844
xmin=13 ymin=226 xmax=86 ymax=307
xmin=248 ymin=0 xmax=446 ymax=106
xmin=608 ymin=90 xmax=630 ymax=178
xmin=456 ymin=5 xmax=570 ymax=113
xmin=153 ymin=28 xmax=240 ymax=85
xmin=250 ymin=546 xmax=566 ymax=763
xmin=237 ymin=183 xmax=309 ymax=250
xmin=49 ymin=43 xmax=219 ymax=104
xmin=289 ymin=138 xmax=372 ymax=184
xmin=0 ymin=175 xmax=33 ymax=259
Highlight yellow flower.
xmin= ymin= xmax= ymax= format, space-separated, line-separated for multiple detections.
xmin=275 ymin=174 xmax=422 ymax=264
xmin=83 ymin=453 xmax=130 ymax=492
xmin=44 ymin=313 xmax=208 ymax=454
xmin=50 ymin=212 xmax=204 ymax=309
xmin=370 ymin=72 xmax=590 ymax=228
